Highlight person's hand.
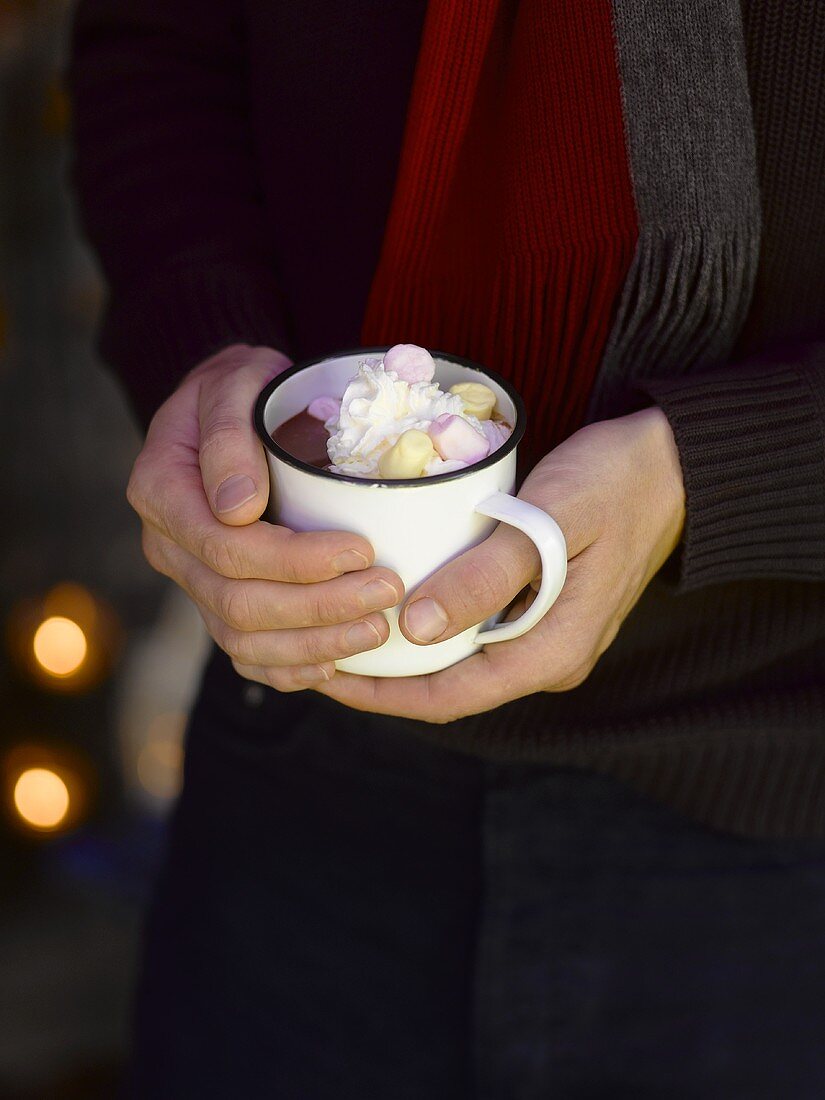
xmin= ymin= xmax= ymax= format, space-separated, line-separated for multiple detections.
xmin=127 ymin=343 xmax=404 ymax=688
xmin=303 ymin=406 xmax=685 ymax=722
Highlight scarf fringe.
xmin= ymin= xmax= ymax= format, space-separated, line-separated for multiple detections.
xmin=586 ymin=217 xmax=762 ymax=420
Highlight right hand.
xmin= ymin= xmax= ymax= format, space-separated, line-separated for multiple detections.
xmin=126 ymin=343 xmax=404 ymax=690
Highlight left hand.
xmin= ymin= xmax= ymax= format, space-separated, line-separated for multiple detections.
xmin=236 ymin=407 xmax=686 ymax=722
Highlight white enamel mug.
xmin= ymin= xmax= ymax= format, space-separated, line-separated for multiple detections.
xmin=254 ymin=347 xmax=567 ymax=677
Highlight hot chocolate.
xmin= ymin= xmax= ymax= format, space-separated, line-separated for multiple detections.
xmin=271 ymin=409 xmax=331 ymax=470
xmin=271 ymin=344 xmax=513 ymax=477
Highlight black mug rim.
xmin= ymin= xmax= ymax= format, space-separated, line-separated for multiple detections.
xmin=253 ymin=346 xmax=526 ymax=488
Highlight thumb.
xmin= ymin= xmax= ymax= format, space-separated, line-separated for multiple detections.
xmin=198 ymin=346 xmax=292 ymax=525
xmin=399 ymin=523 xmax=541 ymax=646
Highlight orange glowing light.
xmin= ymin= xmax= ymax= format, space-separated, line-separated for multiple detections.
xmin=137 ymin=711 xmax=186 ymax=800
xmin=32 ymin=616 xmax=87 ymax=677
xmin=13 ymin=767 xmax=70 ymax=830
xmin=6 ymin=582 xmax=123 ymax=692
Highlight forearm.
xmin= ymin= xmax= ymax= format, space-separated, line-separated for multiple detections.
xmin=637 ymin=340 xmax=825 ymax=590
xmin=67 ymin=0 xmax=292 ymax=433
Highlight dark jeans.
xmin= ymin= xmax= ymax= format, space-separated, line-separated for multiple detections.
xmin=128 ymin=642 xmax=825 ymax=1099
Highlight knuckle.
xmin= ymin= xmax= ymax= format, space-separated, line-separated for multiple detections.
xmin=218 ymin=581 xmax=256 ymax=631
xmin=311 ymin=586 xmax=345 ymax=626
xmin=125 ymin=478 xmax=139 ymax=513
xmin=200 ymin=529 xmax=244 ymax=578
xmin=230 ymin=658 xmax=261 ymax=684
xmin=452 ymin=557 xmax=509 ymax=617
xmin=292 ymin=630 xmax=324 ymax=665
xmin=199 ymin=343 xmax=253 ymax=376
xmin=263 ymin=666 xmax=299 ymax=693
xmin=198 ymin=528 xmax=223 ymax=572
xmin=220 ymin=625 xmax=256 ymax=664
xmin=141 ymin=534 xmax=176 ymax=585
xmin=125 ymin=463 xmax=147 ymax=514
xmin=199 ymin=414 xmax=247 ymax=455
xmin=140 ymin=526 xmax=165 ymax=572
xmin=250 ymin=345 xmax=290 ymax=371
xmin=207 ymin=613 xmax=233 ymax=654
xmin=275 ymin=531 xmax=308 ymax=583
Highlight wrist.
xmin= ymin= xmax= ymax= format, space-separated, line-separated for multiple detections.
xmin=627 ymin=405 xmax=687 ymax=555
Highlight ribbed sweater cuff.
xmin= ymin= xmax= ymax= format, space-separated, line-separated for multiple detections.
xmin=99 ymin=261 xmax=294 ymax=435
xmin=637 ymin=354 xmax=825 ymax=591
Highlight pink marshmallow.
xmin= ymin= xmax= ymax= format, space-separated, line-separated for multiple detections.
xmin=435 ymin=459 xmax=469 ymax=474
xmin=382 ymin=343 xmax=436 ymax=384
xmin=480 ymin=418 xmax=512 ymax=452
xmin=428 ymin=413 xmax=490 ymax=464
xmin=307 ymin=395 xmax=341 ymax=423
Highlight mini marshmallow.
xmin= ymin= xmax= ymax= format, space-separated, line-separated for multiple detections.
xmin=307 ymin=395 xmax=341 ymax=423
xmin=382 ymin=343 xmax=436 ymax=384
xmin=432 ymin=458 xmax=469 ymax=475
xmin=378 ymin=429 xmax=436 ymax=479
xmin=480 ymin=418 xmax=512 ymax=452
xmin=428 ymin=413 xmax=490 ymax=464
xmin=448 ymin=382 xmax=496 ymax=421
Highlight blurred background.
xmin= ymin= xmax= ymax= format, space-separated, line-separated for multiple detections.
xmin=0 ymin=2 xmax=211 ymax=1094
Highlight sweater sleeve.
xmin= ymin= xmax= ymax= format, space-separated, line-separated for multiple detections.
xmin=636 ymin=341 xmax=825 ymax=591
xmin=66 ymin=0 xmax=294 ymax=435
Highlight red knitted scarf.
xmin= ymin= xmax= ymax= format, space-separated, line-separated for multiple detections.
xmin=360 ymin=0 xmax=638 ymax=473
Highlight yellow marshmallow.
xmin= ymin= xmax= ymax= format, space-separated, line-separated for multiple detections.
xmin=378 ymin=429 xmax=436 ymax=479
xmin=449 ymin=382 xmax=496 ymax=421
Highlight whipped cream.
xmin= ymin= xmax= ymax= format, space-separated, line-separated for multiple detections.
xmin=325 ymin=354 xmax=486 ymax=477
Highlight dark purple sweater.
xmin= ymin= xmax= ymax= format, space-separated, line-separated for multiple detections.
xmin=67 ymin=0 xmax=825 ymax=837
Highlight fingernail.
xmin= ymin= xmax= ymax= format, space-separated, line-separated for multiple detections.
xmin=345 ymin=619 xmax=384 ymax=650
xmin=216 ymin=474 xmax=257 ymax=513
xmin=358 ymin=578 xmax=399 ymax=610
xmin=298 ymin=665 xmax=330 ymax=684
xmin=404 ymin=597 xmax=449 ymax=643
xmin=331 ymin=549 xmax=370 ymax=573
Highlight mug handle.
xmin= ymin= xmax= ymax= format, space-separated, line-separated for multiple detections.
xmin=472 ymin=491 xmax=567 ymax=645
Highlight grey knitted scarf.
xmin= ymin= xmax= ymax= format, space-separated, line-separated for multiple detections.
xmin=586 ymin=0 xmax=761 ymax=419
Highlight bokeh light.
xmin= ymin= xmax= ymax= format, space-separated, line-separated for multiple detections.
xmin=5 ymin=581 xmax=124 ymax=692
xmin=41 ymin=79 xmax=70 ymax=137
xmin=13 ymin=767 xmax=70 ymax=831
xmin=136 ymin=711 xmax=185 ymax=801
xmin=32 ymin=615 xmax=87 ymax=677
xmin=3 ymin=744 xmax=92 ymax=837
